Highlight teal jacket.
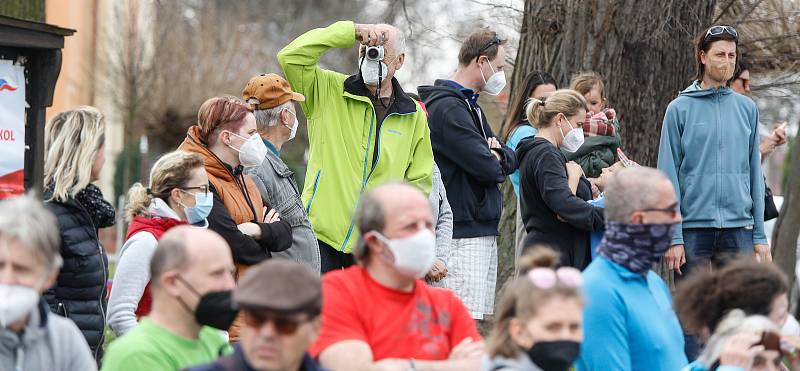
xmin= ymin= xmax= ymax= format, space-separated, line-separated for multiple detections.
xmin=278 ymin=21 xmax=434 ymax=253
xmin=657 ymin=81 xmax=766 ymax=245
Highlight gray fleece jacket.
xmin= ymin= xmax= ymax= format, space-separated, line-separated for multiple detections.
xmin=0 ymin=299 xmax=96 ymax=371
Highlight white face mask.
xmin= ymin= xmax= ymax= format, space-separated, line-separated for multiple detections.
xmin=479 ymin=58 xmax=506 ymax=96
xmin=0 ymin=284 xmax=40 ymax=328
xmin=374 ymin=229 xmax=437 ymax=278
xmin=359 ymin=55 xmax=396 ymax=87
xmin=559 ymin=115 xmax=585 ymax=153
xmin=283 ymin=109 xmax=299 ymax=141
xmin=227 ymin=132 xmax=268 ymax=167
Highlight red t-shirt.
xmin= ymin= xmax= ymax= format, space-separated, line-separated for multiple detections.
xmin=309 ymin=266 xmax=480 ymax=361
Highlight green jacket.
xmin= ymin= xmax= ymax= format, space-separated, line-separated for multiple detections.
xmin=278 ymin=21 xmax=434 ymax=253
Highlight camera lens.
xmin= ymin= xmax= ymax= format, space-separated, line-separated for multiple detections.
xmin=367 ymin=48 xmax=379 ymax=59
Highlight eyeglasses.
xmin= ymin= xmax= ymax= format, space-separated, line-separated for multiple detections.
xmin=640 ymin=203 xmax=680 ymax=218
xmin=242 ymin=310 xmax=310 ymax=335
xmin=527 ymin=267 xmax=583 ymax=289
xmin=705 ymin=25 xmax=738 ymax=42
xmin=181 ymin=184 xmax=210 ymax=196
xmin=475 ymin=35 xmax=502 ymax=63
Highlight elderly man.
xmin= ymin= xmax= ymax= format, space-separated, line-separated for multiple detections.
xmin=101 ymin=227 xmax=236 ymax=371
xmin=577 ymin=167 xmax=688 ymax=371
xmin=278 ymin=21 xmax=434 ymax=273
xmin=189 ymin=259 xmax=324 ymax=371
xmin=242 ymin=74 xmax=321 ymax=274
xmin=309 ymin=183 xmax=483 ymax=371
xmin=0 ymin=196 xmax=96 ymax=371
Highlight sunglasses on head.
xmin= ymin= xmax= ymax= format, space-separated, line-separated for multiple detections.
xmin=527 ymin=267 xmax=583 ymax=289
xmin=242 ymin=309 xmax=312 ymax=335
xmin=704 ymin=25 xmax=738 ymax=42
xmin=475 ymin=35 xmax=502 ymax=63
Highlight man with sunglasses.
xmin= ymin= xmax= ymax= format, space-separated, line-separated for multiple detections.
xmin=417 ymin=29 xmax=518 ymax=321
xmin=658 ymin=25 xmax=770 ymax=277
xmin=311 ymin=183 xmax=484 ymax=371
xmin=189 ymin=259 xmax=324 ymax=371
xmin=278 ymin=22 xmax=434 ymax=274
xmin=578 ymin=167 xmax=688 ymax=371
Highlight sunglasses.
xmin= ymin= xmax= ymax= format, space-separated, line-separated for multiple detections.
xmin=242 ymin=310 xmax=310 ymax=335
xmin=527 ymin=267 xmax=583 ymax=289
xmin=705 ymin=25 xmax=738 ymax=42
xmin=475 ymin=35 xmax=502 ymax=63
xmin=640 ymin=203 xmax=680 ymax=218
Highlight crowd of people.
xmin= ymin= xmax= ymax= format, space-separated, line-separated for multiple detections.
xmin=0 ymin=20 xmax=794 ymax=371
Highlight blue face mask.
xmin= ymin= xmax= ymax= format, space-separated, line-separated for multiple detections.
xmin=180 ymin=191 xmax=213 ymax=225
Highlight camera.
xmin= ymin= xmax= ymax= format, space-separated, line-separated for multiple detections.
xmin=365 ymin=45 xmax=384 ymax=62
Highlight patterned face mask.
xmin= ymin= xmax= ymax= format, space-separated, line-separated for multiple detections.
xmin=596 ymin=221 xmax=678 ymax=275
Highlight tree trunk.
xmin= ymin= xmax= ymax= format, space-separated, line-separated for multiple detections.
xmin=772 ymin=135 xmax=800 ymax=294
xmin=497 ymin=0 xmax=717 ymax=291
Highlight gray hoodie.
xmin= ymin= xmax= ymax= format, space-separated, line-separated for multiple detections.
xmin=481 ymin=354 xmax=543 ymax=371
xmin=0 ymin=300 xmax=96 ymax=371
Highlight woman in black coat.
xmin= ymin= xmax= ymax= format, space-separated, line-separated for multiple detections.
xmin=43 ymin=106 xmax=115 ymax=363
xmin=517 ymin=90 xmax=604 ymax=270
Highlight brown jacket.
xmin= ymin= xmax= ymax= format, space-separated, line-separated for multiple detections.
xmin=178 ymin=126 xmax=292 ymax=341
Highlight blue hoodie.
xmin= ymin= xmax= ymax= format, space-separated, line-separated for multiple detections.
xmin=657 ymin=81 xmax=766 ymax=246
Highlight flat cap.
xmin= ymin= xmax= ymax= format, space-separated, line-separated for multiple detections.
xmin=234 ymin=259 xmax=321 ymax=314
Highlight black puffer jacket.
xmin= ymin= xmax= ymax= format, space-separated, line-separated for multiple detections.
xmin=44 ymin=192 xmax=110 ymax=363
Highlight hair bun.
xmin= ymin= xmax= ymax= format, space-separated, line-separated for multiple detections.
xmin=517 ymin=245 xmax=559 ymax=274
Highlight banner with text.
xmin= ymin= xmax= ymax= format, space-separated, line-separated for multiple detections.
xmin=0 ymin=64 xmax=26 ymax=199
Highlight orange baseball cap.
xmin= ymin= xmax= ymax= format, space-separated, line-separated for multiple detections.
xmin=242 ymin=73 xmax=305 ymax=110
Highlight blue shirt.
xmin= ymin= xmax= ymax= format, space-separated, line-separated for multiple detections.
xmin=577 ymin=257 xmax=688 ymax=371
xmin=588 ymin=194 xmax=605 ymax=258
xmin=262 ymin=138 xmax=280 ymax=157
xmin=445 ymin=80 xmax=480 ymax=109
xmin=507 ymin=124 xmax=537 ymax=196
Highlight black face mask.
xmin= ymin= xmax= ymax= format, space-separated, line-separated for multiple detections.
xmin=526 ymin=340 xmax=581 ymax=371
xmin=176 ymin=276 xmax=239 ymax=331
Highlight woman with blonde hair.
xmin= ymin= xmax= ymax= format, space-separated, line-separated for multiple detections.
xmin=484 ymin=247 xmax=584 ymax=371
xmin=107 ymin=150 xmax=210 ymax=336
xmin=43 ymin=106 xmax=114 ymax=363
xmin=515 ymin=90 xmax=604 ymax=269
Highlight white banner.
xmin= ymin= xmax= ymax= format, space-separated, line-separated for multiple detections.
xmin=0 ymin=64 xmax=26 ymax=198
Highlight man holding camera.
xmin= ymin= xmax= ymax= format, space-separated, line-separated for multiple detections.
xmin=278 ymin=22 xmax=434 ymax=273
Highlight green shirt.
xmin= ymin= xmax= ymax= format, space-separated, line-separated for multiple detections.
xmin=101 ymin=318 xmax=230 ymax=371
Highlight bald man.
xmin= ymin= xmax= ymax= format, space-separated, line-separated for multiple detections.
xmin=278 ymin=21 xmax=434 ymax=273
xmin=101 ymin=227 xmax=236 ymax=371
xmin=308 ymin=183 xmax=483 ymax=371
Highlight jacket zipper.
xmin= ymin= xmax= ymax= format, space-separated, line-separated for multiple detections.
xmin=73 ymin=200 xmax=106 ymax=360
xmin=305 ymin=170 xmax=322 ymax=214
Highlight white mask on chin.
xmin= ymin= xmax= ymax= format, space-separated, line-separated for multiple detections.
xmin=0 ymin=284 xmax=41 ymax=328
xmin=479 ymin=58 xmax=506 ymax=96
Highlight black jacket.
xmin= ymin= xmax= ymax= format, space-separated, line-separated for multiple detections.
xmin=418 ymin=79 xmax=517 ymax=238
xmin=517 ymin=137 xmax=604 ymax=269
xmin=44 ymin=196 xmax=108 ymax=362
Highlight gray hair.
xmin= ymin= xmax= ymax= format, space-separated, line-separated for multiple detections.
xmin=604 ymin=167 xmax=671 ymax=223
xmin=252 ymin=101 xmax=293 ymax=131
xmin=354 ymin=190 xmax=387 ymax=264
xmin=697 ymin=309 xmax=780 ymax=367
xmin=0 ymin=194 xmax=62 ymax=271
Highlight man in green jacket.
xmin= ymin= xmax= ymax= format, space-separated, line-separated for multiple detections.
xmin=278 ymin=21 xmax=434 ymax=273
